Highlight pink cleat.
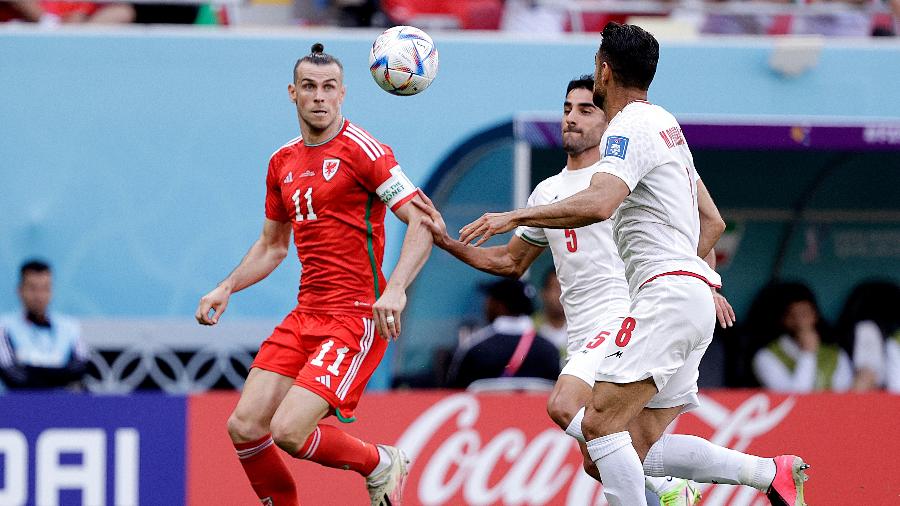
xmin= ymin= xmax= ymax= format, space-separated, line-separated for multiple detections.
xmin=766 ymin=455 xmax=809 ymax=506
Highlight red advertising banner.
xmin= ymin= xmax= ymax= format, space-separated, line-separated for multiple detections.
xmin=187 ymin=391 xmax=900 ymax=505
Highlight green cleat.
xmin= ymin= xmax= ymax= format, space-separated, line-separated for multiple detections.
xmin=658 ymin=478 xmax=702 ymax=506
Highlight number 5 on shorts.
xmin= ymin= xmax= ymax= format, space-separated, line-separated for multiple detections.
xmin=615 ymin=317 xmax=636 ymax=347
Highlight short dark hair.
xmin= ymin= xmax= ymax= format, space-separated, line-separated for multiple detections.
xmin=566 ymin=74 xmax=602 ymax=109
xmin=20 ymin=259 xmax=50 ymax=283
xmin=598 ymin=22 xmax=659 ymax=90
xmin=293 ymin=43 xmax=344 ymax=82
xmin=566 ymin=74 xmax=594 ymax=96
xmin=480 ymin=279 xmax=535 ymax=316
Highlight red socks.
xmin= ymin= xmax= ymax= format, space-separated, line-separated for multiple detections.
xmin=232 ymin=426 xmax=379 ymax=506
xmin=295 ymin=424 xmax=380 ymax=476
xmin=235 ymin=435 xmax=299 ymax=506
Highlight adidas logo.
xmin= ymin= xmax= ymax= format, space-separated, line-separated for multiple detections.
xmin=315 ymin=375 xmax=332 ymax=388
xmin=283 ymin=172 xmax=293 ymax=184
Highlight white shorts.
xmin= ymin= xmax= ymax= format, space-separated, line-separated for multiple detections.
xmin=560 ymin=312 xmax=626 ymax=388
xmin=565 ymin=275 xmax=715 ymax=413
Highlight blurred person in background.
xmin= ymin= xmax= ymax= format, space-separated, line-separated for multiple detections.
xmin=500 ymin=0 xmax=565 ymax=33
xmin=752 ymin=282 xmax=853 ymax=392
xmin=534 ymin=268 xmax=568 ymax=354
xmin=0 ymin=0 xmax=134 ymax=24
xmin=447 ymin=278 xmax=561 ymax=388
xmin=293 ymin=0 xmax=380 ymax=27
xmin=0 ymin=260 xmax=89 ymax=391
xmin=835 ymin=280 xmax=900 ymax=392
xmin=791 ymin=0 xmax=872 ymax=36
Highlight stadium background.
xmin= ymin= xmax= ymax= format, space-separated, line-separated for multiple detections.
xmin=1 ymin=25 xmax=899 ymax=505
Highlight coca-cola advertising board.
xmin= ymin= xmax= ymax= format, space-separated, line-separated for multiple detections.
xmin=187 ymin=391 xmax=900 ymax=505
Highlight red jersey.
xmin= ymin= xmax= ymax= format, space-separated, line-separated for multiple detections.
xmin=265 ymin=119 xmax=417 ymax=316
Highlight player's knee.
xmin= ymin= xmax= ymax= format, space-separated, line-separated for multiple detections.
xmin=546 ymin=395 xmax=576 ymax=430
xmin=581 ymin=406 xmax=625 ymax=441
xmin=271 ymin=435 xmax=300 ymax=456
xmin=227 ymin=411 xmax=268 ymax=443
xmin=270 ymin=420 xmax=304 ymax=455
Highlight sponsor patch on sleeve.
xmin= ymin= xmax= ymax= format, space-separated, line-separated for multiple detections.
xmin=604 ymin=136 xmax=629 ymax=159
xmin=376 ymin=165 xmax=417 ymax=210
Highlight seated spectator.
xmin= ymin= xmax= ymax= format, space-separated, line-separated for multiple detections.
xmin=533 ymin=269 xmax=567 ymax=355
xmin=752 ymin=282 xmax=852 ymax=392
xmin=0 ymin=260 xmax=89 ymax=390
xmin=835 ymin=280 xmax=900 ymax=392
xmin=0 ymin=0 xmax=134 ymax=24
xmin=447 ymin=278 xmax=560 ymax=388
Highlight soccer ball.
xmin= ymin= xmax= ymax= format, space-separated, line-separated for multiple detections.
xmin=369 ymin=26 xmax=439 ymax=96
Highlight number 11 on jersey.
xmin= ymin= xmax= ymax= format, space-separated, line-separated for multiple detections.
xmin=292 ymin=187 xmax=318 ymax=221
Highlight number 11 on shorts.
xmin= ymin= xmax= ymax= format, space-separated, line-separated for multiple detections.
xmin=310 ymin=339 xmax=349 ymax=375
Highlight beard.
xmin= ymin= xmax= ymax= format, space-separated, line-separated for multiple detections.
xmin=563 ymin=131 xmax=592 ymax=155
xmin=563 ymin=139 xmax=589 ymax=155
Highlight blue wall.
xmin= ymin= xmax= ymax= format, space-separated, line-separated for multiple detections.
xmin=1 ymin=29 xmax=899 ymax=353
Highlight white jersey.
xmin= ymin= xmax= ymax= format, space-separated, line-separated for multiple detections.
xmin=516 ymin=162 xmax=630 ymax=348
xmin=596 ymin=101 xmax=721 ymax=295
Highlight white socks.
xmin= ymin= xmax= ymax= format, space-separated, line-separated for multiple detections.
xmin=565 ymin=407 xmax=586 ymax=443
xmin=586 ymin=431 xmax=648 ymax=506
xmin=643 ymin=434 xmax=776 ymax=491
xmin=367 ymin=446 xmax=391 ymax=479
xmin=644 ymin=476 xmax=678 ymax=495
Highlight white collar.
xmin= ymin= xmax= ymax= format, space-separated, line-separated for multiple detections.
xmin=776 ymin=334 xmax=803 ymax=358
xmin=492 ymin=315 xmax=534 ymax=335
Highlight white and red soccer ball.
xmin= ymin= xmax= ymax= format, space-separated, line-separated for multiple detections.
xmin=369 ymin=26 xmax=439 ymax=96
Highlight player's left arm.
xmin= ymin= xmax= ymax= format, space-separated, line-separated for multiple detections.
xmin=697 ymin=179 xmax=734 ymax=328
xmin=373 ymin=195 xmax=433 ymax=340
xmin=697 ymin=179 xmax=726 ymax=259
xmin=459 ymin=173 xmax=629 ymax=246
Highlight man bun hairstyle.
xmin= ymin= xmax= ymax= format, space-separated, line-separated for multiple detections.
xmin=598 ymin=22 xmax=659 ymax=91
xmin=294 ymin=42 xmax=344 ymax=81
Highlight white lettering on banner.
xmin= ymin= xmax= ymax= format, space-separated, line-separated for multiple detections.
xmin=397 ymin=394 xmax=584 ymax=505
xmin=677 ymin=393 xmax=796 ymax=506
xmin=0 ymin=427 xmax=141 ymax=505
xmin=115 ymin=428 xmax=140 ymax=506
xmin=395 ymin=393 xmax=796 ymax=506
xmin=501 ymin=430 xmax=573 ymax=504
xmin=420 ymin=431 xmax=480 ymax=505
xmin=37 ymin=429 xmax=106 ymax=506
xmin=0 ymin=429 xmax=27 ymax=506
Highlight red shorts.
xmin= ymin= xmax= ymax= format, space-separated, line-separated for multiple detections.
xmin=251 ymin=311 xmax=386 ymax=422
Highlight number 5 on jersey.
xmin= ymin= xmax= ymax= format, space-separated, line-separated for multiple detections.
xmin=565 ymin=229 xmax=578 ymax=252
xmin=292 ymin=187 xmax=318 ymax=221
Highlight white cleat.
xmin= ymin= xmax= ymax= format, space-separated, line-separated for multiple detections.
xmin=366 ymin=445 xmax=410 ymax=506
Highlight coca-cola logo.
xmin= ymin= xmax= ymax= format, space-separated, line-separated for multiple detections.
xmin=394 ymin=393 xmax=795 ymax=506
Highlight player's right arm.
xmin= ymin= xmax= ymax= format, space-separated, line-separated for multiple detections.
xmin=413 ymin=190 xmax=544 ymax=278
xmin=195 ymin=218 xmax=292 ymax=325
